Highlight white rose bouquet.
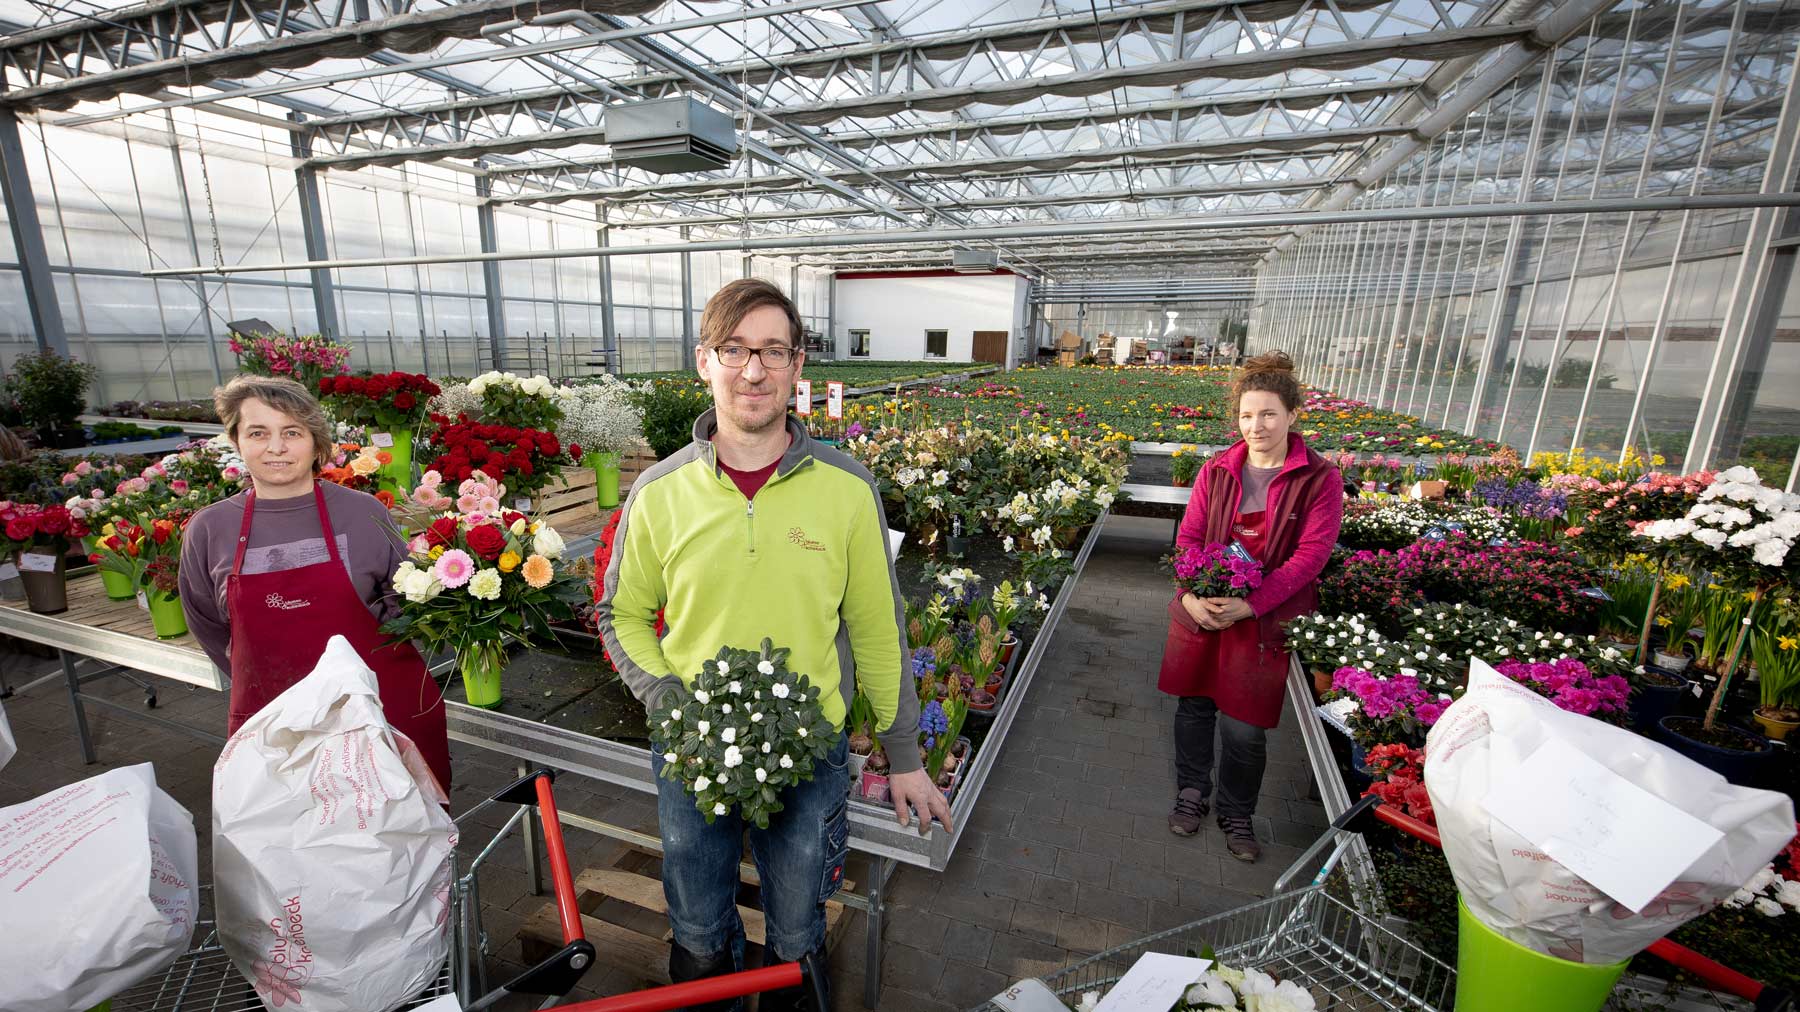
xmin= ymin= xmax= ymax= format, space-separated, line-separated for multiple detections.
xmin=649 ymin=639 xmax=839 ymax=829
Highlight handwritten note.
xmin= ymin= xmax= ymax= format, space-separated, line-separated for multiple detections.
xmin=1482 ymin=737 xmax=1723 ymax=912
xmin=1093 ymin=952 xmax=1212 ymax=1012
xmin=370 ymin=431 xmax=395 ymax=448
xmin=17 ymin=553 xmax=57 ymax=573
xmin=794 ymin=379 xmax=812 ymax=415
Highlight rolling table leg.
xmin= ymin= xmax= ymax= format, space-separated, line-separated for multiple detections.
xmin=519 ymin=762 xmax=544 ymax=897
xmin=60 ymin=650 xmax=96 ymax=764
xmin=863 ymin=857 xmax=895 ymax=1009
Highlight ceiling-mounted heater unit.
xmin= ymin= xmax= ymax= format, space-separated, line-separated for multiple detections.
xmin=951 ymin=249 xmax=1000 ymax=272
xmin=608 ymin=96 xmax=738 ymax=174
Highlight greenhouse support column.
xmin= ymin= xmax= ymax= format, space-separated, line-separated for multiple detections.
xmin=0 ymin=108 xmax=68 ymax=356
xmin=596 ymin=207 xmax=617 ymax=374
xmin=679 ymin=227 xmax=695 ymax=371
xmin=287 ymin=117 xmax=340 ymax=344
xmin=1688 ymin=40 xmax=1800 ymax=470
xmin=474 ymin=174 xmax=505 ymax=371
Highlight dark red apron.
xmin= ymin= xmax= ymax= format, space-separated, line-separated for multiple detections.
xmin=225 ymin=483 xmax=451 ymax=792
xmin=1156 ymin=509 xmax=1288 ymax=728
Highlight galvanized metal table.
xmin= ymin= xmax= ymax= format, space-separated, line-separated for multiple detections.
xmin=0 ymin=516 xmax=1107 ymax=1009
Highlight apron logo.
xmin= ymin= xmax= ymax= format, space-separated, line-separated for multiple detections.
xmin=264 ymin=592 xmax=312 ymax=610
xmin=786 ymin=527 xmax=826 ymax=552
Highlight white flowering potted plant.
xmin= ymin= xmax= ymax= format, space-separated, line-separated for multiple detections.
xmin=383 ymin=470 xmax=587 ymax=707
xmin=556 ymin=377 xmax=645 ymax=509
xmin=1632 ymin=466 xmax=1800 ymax=780
xmin=648 ymin=639 xmax=838 ymax=828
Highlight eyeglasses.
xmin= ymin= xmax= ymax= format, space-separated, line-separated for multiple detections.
xmin=712 ymin=344 xmax=799 ymax=370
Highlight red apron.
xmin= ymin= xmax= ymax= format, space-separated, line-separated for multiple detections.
xmin=226 ymin=483 xmax=452 ymax=792
xmin=1156 ymin=509 xmax=1288 ymax=729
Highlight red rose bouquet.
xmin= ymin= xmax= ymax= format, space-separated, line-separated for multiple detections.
xmin=426 ymin=418 xmax=570 ymax=499
xmin=318 ymin=372 xmax=441 ymax=431
xmin=1 ymin=501 xmax=81 ymax=557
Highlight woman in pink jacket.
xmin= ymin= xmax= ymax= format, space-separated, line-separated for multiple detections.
xmin=1158 ymin=352 xmax=1344 ymax=862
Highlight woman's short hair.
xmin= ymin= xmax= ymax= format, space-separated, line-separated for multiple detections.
xmin=1231 ymin=350 xmax=1303 ymax=413
xmin=698 ymin=278 xmax=804 ymax=350
xmin=214 ymin=375 xmax=334 ymax=472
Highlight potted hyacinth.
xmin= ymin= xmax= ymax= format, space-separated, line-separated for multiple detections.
xmin=385 ymin=470 xmax=587 ymax=707
xmin=556 ymin=378 xmax=644 ymax=509
xmin=1633 ymin=466 xmax=1800 ymax=781
xmin=648 ymin=639 xmax=838 ymax=827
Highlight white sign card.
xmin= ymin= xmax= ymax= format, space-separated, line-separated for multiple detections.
xmin=136 ymin=590 xmax=149 ymax=611
xmin=17 ymin=553 xmax=58 ymax=573
xmin=1092 ymin=953 xmax=1213 ymax=1012
xmin=370 ymin=431 xmax=395 ymax=447
xmin=514 ymin=497 xmax=533 ymax=512
xmin=1481 ymin=736 xmax=1724 ymax=913
xmin=887 ymin=528 xmax=905 ymax=561
xmin=794 ymin=379 xmax=813 ymax=415
xmin=827 ymin=381 xmax=845 ymax=420
xmin=0 ymin=562 xmax=19 ymax=581
xmin=989 ymin=979 xmax=1073 ymax=1012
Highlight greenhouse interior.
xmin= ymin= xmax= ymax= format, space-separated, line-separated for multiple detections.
xmin=2 ymin=0 xmax=1800 ymax=1010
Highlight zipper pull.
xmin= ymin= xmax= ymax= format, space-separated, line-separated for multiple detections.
xmin=747 ymin=501 xmax=755 ymax=520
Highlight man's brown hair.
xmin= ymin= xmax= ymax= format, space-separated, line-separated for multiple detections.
xmin=698 ymin=278 xmax=804 ymax=350
xmin=214 ymin=374 xmax=334 ymax=472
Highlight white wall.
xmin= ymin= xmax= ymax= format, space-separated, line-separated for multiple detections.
xmin=833 ymin=272 xmax=1030 ymax=367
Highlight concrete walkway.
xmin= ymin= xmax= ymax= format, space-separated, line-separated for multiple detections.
xmin=0 ymin=516 xmax=1325 ymax=1010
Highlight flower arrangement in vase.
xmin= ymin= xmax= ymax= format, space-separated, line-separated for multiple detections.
xmin=228 ymin=330 xmax=350 ymax=390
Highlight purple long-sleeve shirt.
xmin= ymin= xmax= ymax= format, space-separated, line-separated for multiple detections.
xmin=1176 ymin=435 xmax=1343 ymax=617
xmin=178 ymin=481 xmax=407 ymax=676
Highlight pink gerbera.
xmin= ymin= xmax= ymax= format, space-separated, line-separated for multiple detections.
xmin=433 ymin=549 xmax=475 ymax=588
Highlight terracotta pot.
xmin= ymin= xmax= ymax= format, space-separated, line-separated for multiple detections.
xmin=1311 ymin=667 xmax=1334 ymax=699
xmin=1753 ymin=707 xmax=1799 ymax=742
xmin=1172 ymin=476 xmax=1193 ymax=488
xmin=999 ymin=633 xmax=1019 ymax=666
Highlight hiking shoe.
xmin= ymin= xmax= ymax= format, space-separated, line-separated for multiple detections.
xmin=1168 ymin=788 xmax=1209 ymax=836
xmin=1219 ymin=814 xmax=1261 ymax=862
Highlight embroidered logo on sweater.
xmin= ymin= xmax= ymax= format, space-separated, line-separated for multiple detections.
xmin=787 ymin=527 xmax=826 ymax=552
xmin=264 ymin=592 xmax=312 ymax=610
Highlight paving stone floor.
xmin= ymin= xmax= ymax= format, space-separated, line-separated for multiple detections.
xmin=0 ymin=516 xmax=1326 ymax=1011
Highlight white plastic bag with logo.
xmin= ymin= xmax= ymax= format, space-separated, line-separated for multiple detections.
xmin=214 ymin=635 xmax=456 ymax=1012
xmin=1425 ymin=658 xmax=1795 ymax=964
xmin=0 ymin=763 xmax=199 ymax=1012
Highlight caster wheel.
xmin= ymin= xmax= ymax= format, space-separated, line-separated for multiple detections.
xmin=145 ymin=693 xmax=158 ymax=709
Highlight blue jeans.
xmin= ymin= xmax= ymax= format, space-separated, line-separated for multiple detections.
xmin=652 ymin=734 xmax=850 ymax=977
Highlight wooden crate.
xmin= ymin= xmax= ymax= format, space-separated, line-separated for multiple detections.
xmin=533 ymin=444 xmax=659 ymax=537
xmin=519 ymin=843 xmax=853 ymax=988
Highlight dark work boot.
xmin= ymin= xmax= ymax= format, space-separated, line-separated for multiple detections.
xmin=669 ymin=941 xmax=743 ymax=1012
xmin=757 ymin=948 xmax=830 ymax=1012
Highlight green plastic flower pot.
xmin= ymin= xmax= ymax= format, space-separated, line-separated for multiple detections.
xmin=458 ymin=643 xmax=506 ymax=708
xmin=83 ymin=536 xmax=135 ymax=600
xmin=146 ymin=589 xmax=188 ymax=639
xmin=585 ymin=450 xmax=621 ymax=509
xmin=378 ymin=429 xmax=414 ymax=490
xmin=1455 ymin=897 xmax=1627 ymax=1012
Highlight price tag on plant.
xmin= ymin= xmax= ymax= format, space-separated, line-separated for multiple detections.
xmin=514 ymin=497 xmax=532 ymax=512
xmin=17 ymin=553 xmax=57 ymax=573
xmin=370 ymin=431 xmax=395 ymax=448
xmin=793 ymin=379 xmax=812 ymax=415
xmin=827 ymin=381 xmax=844 ymax=420
xmin=0 ymin=563 xmax=17 ymax=581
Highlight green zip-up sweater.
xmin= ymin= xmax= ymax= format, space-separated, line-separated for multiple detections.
xmin=595 ymin=409 xmax=923 ymax=774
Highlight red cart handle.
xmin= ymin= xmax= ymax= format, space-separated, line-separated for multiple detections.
xmin=1362 ymin=799 xmax=1779 ymax=1005
xmin=534 ymin=773 xmax=584 ymax=946
xmin=484 ymin=769 xmax=595 ymax=1001
xmin=550 ymin=964 xmax=803 ymax=1012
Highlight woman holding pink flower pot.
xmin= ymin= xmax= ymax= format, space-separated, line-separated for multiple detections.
xmin=180 ymin=375 xmax=450 ymax=791
xmin=1158 ymin=351 xmax=1344 ymax=861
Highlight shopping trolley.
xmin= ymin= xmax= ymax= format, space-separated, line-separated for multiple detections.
xmin=112 ymin=769 xmax=828 ymax=1012
xmin=970 ymin=796 xmax=1792 ymax=1012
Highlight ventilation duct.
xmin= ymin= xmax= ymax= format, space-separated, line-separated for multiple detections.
xmin=951 ymin=249 xmax=1001 ymax=272
xmin=607 ymin=96 xmax=739 ymax=174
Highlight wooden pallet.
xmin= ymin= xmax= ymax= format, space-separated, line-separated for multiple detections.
xmin=519 ymin=843 xmax=853 ymax=987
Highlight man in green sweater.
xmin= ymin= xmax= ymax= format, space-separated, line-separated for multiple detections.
xmin=595 ymin=278 xmax=949 ymax=1010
